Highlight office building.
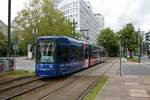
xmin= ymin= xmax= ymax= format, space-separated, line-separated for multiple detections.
xmin=53 ymin=0 xmax=62 ymax=8
xmin=0 ymin=20 xmax=7 ymax=36
xmin=145 ymin=31 xmax=150 ymax=51
xmin=94 ymin=13 xmax=105 ymax=30
xmin=57 ymin=0 xmax=104 ymax=43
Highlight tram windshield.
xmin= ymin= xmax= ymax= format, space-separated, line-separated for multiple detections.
xmin=36 ymin=41 xmax=56 ymax=63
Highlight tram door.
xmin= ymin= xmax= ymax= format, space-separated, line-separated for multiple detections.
xmin=84 ymin=44 xmax=89 ymax=68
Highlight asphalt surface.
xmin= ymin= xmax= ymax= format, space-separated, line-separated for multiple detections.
xmin=95 ymin=56 xmax=150 ymax=100
xmin=15 ymin=56 xmax=150 ymax=76
xmin=13 ymin=58 xmax=117 ymax=100
xmin=122 ymin=56 xmax=150 ymax=75
xmin=15 ymin=57 xmax=35 ymax=72
xmin=142 ymin=56 xmax=150 ymax=65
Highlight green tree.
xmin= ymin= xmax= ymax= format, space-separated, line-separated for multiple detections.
xmin=97 ymin=28 xmax=118 ymax=56
xmin=0 ymin=32 xmax=7 ymax=57
xmin=117 ymin=23 xmax=138 ymax=57
xmin=12 ymin=0 xmax=79 ymax=55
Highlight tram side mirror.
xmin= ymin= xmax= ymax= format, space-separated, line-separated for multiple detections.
xmin=29 ymin=42 xmax=38 ymax=52
xmin=29 ymin=44 xmax=33 ymax=52
xmin=29 ymin=45 xmax=33 ymax=52
xmin=28 ymin=42 xmax=38 ymax=59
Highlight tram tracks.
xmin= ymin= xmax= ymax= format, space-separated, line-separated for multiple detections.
xmin=13 ymin=58 xmax=118 ymax=100
xmin=0 ymin=58 xmax=118 ymax=100
xmin=0 ymin=76 xmax=41 ymax=91
xmin=77 ymin=58 xmax=119 ymax=100
xmin=0 ymin=76 xmax=32 ymax=85
xmin=39 ymin=78 xmax=77 ymax=100
xmin=11 ymin=76 xmax=79 ymax=100
xmin=0 ymin=77 xmax=47 ymax=100
xmin=38 ymin=76 xmax=99 ymax=100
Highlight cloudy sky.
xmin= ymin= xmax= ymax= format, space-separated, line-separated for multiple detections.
xmin=90 ymin=0 xmax=150 ymax=32
xmin=0 ymin=0 xmax=150 ymax=32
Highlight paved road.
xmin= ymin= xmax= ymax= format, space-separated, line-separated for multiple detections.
xmin=122 ymin=56 xmax=150 ymax=75
xmin=95 ymin=56 xmax=150 ymax=100
xmin=141 ymin=56 xmax=150 ymax=65
xmin=15 ymin=57 xmax=35 ymax=72
xmin=15 ymin=56 xmax=150 ymax=76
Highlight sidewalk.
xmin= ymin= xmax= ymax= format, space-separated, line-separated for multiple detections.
xmin=95 ymin=58 xmax=150 ymax=100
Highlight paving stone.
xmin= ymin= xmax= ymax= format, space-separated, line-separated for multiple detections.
xmin=125 ymin=82 xmax=139 ymax=85
xmin=128 ymin=97 xmax=150 ymax=100
xmin=129 ymin=89 xmax=150 ymax=98
xmin=95 ymin=96 xmax=124 ymax=100
xmin=144 ymin=82 xmax=150 ymax=84
xmin=124 ymin=75 xmax=139 ymax=78
xmin=94 ymin=59 xmax=150 ymax=100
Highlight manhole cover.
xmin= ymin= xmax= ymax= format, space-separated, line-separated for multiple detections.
xmin=130 ymin=89 xmax=150 ymax=98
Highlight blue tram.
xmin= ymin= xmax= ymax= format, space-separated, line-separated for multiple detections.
xmin=35 ymin=36 xmax=104 ymax=77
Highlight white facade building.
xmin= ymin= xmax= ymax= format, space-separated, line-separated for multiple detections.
xmin=94 ymin=13 xmax=105 ymax=30
xmin=145 ymin=31 xmax=150 ymax=50
xmin=53 ymin=0 xmax=62 ymax=8
xmin=0 ymin=20 xmax=7 ymax=36
xmin=57 ymin=0 xmax=104 ymax=43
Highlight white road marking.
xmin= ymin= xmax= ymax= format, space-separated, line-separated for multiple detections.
xmin=129 ymin=89 xmax=150 ymax=98
xmin=124 ymin=75 xmax=139 ymax=78
xmin=125 ymin=82 xmax=139 ymax=85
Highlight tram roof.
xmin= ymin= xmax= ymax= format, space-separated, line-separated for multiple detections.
xmin=38 ymin=36 xmax=83 ymax=46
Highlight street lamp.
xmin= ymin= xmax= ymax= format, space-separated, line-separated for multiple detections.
xmin=73 ymin=18 xmax=78 ymax=38
xmin=32 ymin=28 xmax=38 ymax=58
xmin=119 ymin=37 xmax=122 ymax=76
xmin=13 ymin=35 xmax=18 ymax=70
xmin=125 ymin=38 xmax=128 ymax=59
xmin=138 ymin=28 xmax=141 ymax=63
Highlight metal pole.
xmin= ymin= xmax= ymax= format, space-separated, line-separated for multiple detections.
xmin=73 ymin=19 xmax=75 ymax=38
xmin=86 ymin=30 xmax=89 ymax=41
xmin=142 ymin=43 xmax=143 ymax=56
xmin=119 ymin=37 xmax=122 ymax=76
xmin=138 ymin=28 xmax=141 ymax=63
xmin=32 ymin=28 xmax=36 ymax=59
xmin=126 ymin=39 xmax=128 ymax=59
xmin=14 ymin=37 xmax=17 ymax=70
xmin=7 ymin=0 xmax=11 ymax=57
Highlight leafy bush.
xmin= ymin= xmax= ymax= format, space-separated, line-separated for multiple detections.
xmin=128 ymin=57 xmax=138 ymax=62
xmin=0 ymin=32 xmax=7 ymax=57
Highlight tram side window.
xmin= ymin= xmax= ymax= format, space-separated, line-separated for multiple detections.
xmin=85 ymin=49 xmax=89 ymax=59
xmin=57 ymin=47 xmax=68 ymax=63
xmin=71 ymin=47 xmax=81 ymax=61
xmin=63 ymin=47 xmax=69 ymax=62
xmin=79 ymin=48 xmax=84 ymax=60
xmin=92 ymin=50 xmax=99 ymax=59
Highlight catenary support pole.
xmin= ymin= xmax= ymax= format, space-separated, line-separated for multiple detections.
xmin=138 ymin=28 xmax=141 ymax=63
xmin=119 ymin=37 xmax=122 ymax=76
xmin=7 ymin=0 xmax=11 ymax=57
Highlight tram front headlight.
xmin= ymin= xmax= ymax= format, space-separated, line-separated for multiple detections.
xmin=36 ymin=64 xmax=42 ymax=68
xmin=50 ymin=65 xmax=53 ymax=68
xmin=36 ymin=65 xmax=39 ymax=68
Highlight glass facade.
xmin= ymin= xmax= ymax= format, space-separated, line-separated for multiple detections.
xmin=0 ymin=20 xmax=7 ymax=36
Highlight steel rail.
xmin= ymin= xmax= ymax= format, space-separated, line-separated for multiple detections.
xmin=77 ymin=58 xmax=119 ymax=100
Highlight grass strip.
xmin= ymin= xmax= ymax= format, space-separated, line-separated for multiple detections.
xmin=127 ymin=57 xmax=138 ymax=62
xmin=0 ymin=70 xmax=35 ymax=78
xmin=84 ymin=76 xmax=108 ymax=100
